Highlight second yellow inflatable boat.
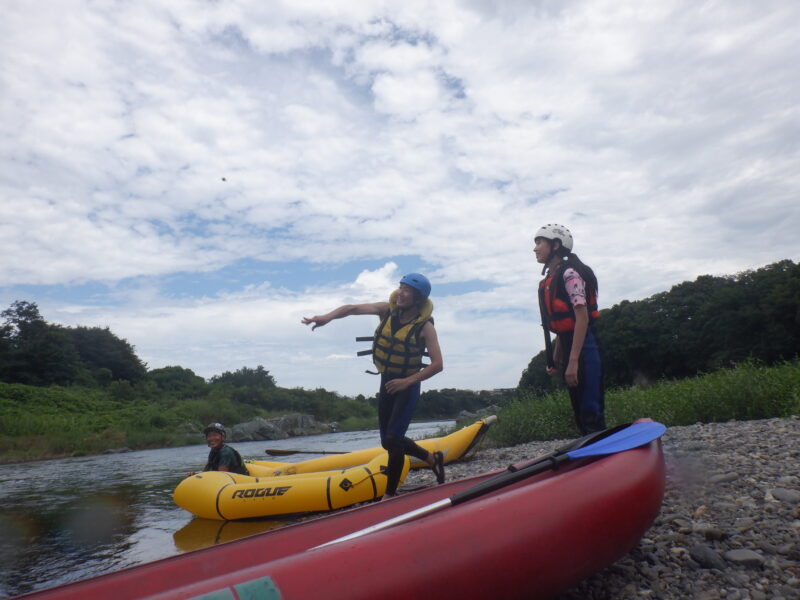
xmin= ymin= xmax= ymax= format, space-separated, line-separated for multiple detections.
xmin=247 ymin=415 xmax=496 ymax=477
xmin=174 ymin=453 xmax=409 ymax=520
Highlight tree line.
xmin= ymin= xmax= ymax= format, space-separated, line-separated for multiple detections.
xmin=0 ymin=301 xmax=146 ymax=386
xmin=5 ymin=258 xmax=795 ymax=422
xmin=353 ymin=386 xmax=505 ymax=420
xmin=0 ymin=302 xmax=372 ymax=425
xmin=519 ymin=259 xmax=800 ymax=394
xmin=0 ymin=298 xmax=513 ymax=422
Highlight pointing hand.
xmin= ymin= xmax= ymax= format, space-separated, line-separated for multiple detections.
xmin=302 ymin=315 xmax=330 ymax=330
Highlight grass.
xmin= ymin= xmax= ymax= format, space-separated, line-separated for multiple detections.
xmin=0 ymin=383 xmax=207 ymax=463
xmin=487 ymin=360 xmax=800 ymax=447
xmin=3 ymin=361 xmax=798 ymax=463
xmin=336 ymin=415 xmax=379 ymax=432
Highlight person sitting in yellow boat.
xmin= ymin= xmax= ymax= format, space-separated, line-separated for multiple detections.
xmin=302 ymin=273 xmax=445 ymax=497
xmin=188 ymin=422 xmax=249 ymax=476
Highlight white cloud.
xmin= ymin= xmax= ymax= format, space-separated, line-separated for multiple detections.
xmin=1 ymin=0 xmax=798 ymax=395
xmin=372 ymin=70 xmax=444 ymax=118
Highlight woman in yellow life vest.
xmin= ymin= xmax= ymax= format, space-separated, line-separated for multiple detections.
xmin=301 ymin=273 xmax=445 ymax=497
xmin=534 ymin=224 xmax=606 ymax=435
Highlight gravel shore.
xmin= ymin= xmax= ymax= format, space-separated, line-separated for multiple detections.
xmin=403 ymin=416 xmax=800 ymax=599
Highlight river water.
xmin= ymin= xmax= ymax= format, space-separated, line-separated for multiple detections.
xmin=0 ymin=421 xmax=453 ymax=598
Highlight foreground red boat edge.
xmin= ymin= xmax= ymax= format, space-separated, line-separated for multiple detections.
xmin=20 ymin=436 xmax=665 ymax=600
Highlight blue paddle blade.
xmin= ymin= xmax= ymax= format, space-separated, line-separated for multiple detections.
xmin=566 ymin=421 xmax=666 ymax=460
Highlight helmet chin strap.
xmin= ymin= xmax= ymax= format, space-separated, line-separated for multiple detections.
xmin=397 ymin=303 xmax=421 ymax=322
xmin=541 ymin=240 xmax=560 ymax=275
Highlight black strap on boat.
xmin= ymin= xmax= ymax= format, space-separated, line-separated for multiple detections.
xmin=507 ymin=456 xmax=559 ymax=473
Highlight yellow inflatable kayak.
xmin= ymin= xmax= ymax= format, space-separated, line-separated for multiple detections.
xmin=247 ymin=415 xmax=496 ymax=478
xmin=174 ymin=453 xmax=409 ymax=520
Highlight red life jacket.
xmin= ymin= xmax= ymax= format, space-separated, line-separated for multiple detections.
xmin=539 ymin=266 xmax=599 ymax=333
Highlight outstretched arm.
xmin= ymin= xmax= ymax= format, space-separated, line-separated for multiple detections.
xmin=302 ymin=302 xmax=389 ymax=330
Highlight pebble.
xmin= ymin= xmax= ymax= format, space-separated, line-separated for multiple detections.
xmin=772 ymin=489 xmax=800 ymax=504
xmin=724 ymin=549 xmax=766 ymax=568
xmin=692 ymin=544 xmax=728 ymax=570
xmin=402 ymin=415 xmax=800 ymax=599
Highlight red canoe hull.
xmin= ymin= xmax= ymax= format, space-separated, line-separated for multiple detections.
xmin=22 ymin=439 xmax=665 ymax=600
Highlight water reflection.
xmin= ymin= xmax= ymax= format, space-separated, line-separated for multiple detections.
xmin=0 ymin=421 xmax=453 ymax=598
xmin=60 ymin=494 xmax=135 ymax=547
xmin=173 ymin=518 xmax=289 ymax=553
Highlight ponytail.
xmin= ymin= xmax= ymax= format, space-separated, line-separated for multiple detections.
xmin=562 ymin=252 xmax=598 ymax=296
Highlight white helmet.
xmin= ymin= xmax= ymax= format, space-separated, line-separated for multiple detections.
xmin=534 ymin=224 xmax=573 ymax=252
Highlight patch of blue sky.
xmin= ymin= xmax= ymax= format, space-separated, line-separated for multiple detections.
xmin=145 ymin=217 xmax=176 ymax=237
xmin=381 ymin=22 xmax=438 ymax=47
xmin=439 ymin=71 xmax=466 ymax=100
xmin=155 ymin=256 xmax=495 ymax=298
xmin=0 ymin=257 xmax=498 ymax=308
xmin=0 ymin=281 xmax=116 ymax=307
xmin=171 ymin=213 xmax=295 ymax=244
xmin=298 ymin=256 xmax=494 ymax=297
xmin=525 ymin=188 xmax=569 ymax=204
xmin=491 ymin=179 xmax=514 ymax=191
xmin=209 ymin=24 xmax=252 ymax=53
xmin=152 ymin=259 xmax=272 ymax=298
xmin=174 ymin=213 xmax=237 ymax=239
xmin=459 ymin=307 xmax=533 ymax=319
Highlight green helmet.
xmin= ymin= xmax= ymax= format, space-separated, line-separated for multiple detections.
xmin=203 ymin=422 xmax=226 ymax=437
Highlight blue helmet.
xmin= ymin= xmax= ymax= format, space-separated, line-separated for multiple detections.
xmin=400 ymin=273 xmax=431 ymax=299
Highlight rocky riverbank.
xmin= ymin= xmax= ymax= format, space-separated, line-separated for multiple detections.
xmin=403 ymin=416 xmax=800 ymax=600
xmin=227 ymin=414 xmax=334 ymax=442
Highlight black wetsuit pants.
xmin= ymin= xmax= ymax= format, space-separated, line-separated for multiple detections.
xmin=558 ymin=327 xmax=607 ymax=435
xmin=378 ymin=374 xmax=430 ymax=496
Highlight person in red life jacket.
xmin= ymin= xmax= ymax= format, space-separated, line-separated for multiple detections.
xmin=301 ymin=273 xmax=445 ymax=498
xmin=187 ymin=422 xmax=249 ymax=477
xmin=534 ymin=224 xmax=606 ymax=435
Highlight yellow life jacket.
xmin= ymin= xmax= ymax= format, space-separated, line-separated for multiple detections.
xmin=370 ymin=290 xmax=433 ymax=377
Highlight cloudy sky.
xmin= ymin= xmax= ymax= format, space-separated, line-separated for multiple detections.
xmin=1 ymin=0 xmax=798 ymax=396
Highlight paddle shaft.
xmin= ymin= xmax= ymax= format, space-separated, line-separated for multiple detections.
xmin=452 ymin=453 xmax=570 ymax=505
xmin=265 ymin=448 xmax=349 ymax=456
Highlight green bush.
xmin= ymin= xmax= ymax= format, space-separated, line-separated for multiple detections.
xmin=489 ymin=360 xmax=800 ymax=447
xmin=337 ymin=415 xmax=379 ymax=432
